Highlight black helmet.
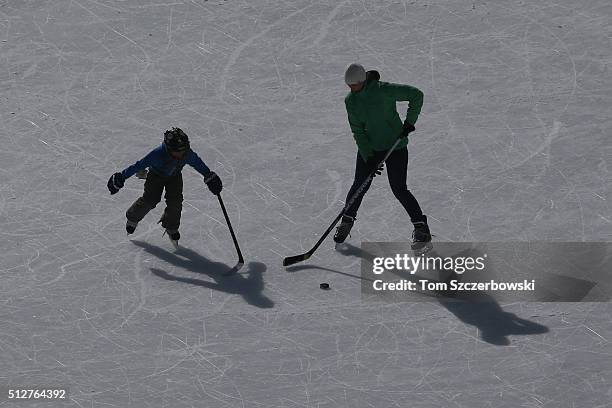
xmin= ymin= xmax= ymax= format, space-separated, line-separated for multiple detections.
xmin=164 ymin=128 xmax=190 ymax=153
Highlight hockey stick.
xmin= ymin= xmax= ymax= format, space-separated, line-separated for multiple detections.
xmin=283 ymin=137 xmax=404 ymax=267
xmin=217 ymin=194 xmax=245 ymax=274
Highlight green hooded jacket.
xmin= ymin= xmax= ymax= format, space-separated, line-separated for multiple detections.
xmin=344 ymin=77 xmax=424 ymax=161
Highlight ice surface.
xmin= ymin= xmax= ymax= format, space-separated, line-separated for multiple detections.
xmin=1 ymin=0 xmax=610 ymax=406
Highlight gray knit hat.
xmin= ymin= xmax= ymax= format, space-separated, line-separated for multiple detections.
xmin=344 ymin=63 xmax=366 ymax=85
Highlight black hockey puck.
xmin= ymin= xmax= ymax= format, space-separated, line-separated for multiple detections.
xmin=320 ymin=283 xmax=330 ymax=290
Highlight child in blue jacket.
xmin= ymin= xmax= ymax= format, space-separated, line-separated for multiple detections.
xmin=107 ymin=128 xmax=222 ymax=243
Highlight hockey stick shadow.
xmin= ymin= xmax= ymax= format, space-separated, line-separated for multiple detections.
xmin=285 ymin=264 xmax=373 ymax=282
xmin=130 ymin=240 xmax=274 ymax=309
xmin=337 ymin=243 xmax=549 ymax=345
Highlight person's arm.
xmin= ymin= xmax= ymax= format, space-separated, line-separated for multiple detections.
xmin=380 ymin=82 xmax=424 ymax=126
xmin=121 ymin=148 xmax=158 ymax=179
xmin=187 ymin=150 xmax=222 ymax=195
xmin=346 ymin=100 xmax=373 ymax=161
xmin=185 ymin=150 xmax=211 ymax=176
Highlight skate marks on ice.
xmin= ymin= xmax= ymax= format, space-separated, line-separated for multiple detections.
xmin=130 ymin=240 xmax=273 ymax=309
xmin=336 ymin=243 xmax=549 ymax=345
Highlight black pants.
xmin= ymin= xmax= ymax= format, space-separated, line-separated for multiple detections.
xmin=126 ymin=171 xmax=183 ymax=230
xmin=344 ymin=147 xmax=425 ymax=223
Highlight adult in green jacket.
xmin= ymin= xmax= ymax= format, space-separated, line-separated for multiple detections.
xmin=335 ymin=63 xmax=432 ymax=251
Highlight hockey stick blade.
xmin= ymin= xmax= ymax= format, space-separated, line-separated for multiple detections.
xmin=283 ymin=253 xmax=311 ymax=267
xmin=223 ymin=261 xmax=244 ymax=276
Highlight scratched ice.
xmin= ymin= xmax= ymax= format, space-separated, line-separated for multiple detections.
xmin=1 ymin=0 xmax=610 ymax=407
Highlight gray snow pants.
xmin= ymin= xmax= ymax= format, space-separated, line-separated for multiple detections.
xmin=126 ymin=171 xmax=183 ymax=230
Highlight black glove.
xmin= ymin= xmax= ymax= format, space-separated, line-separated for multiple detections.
xmin=107 ymin=172 xmax=125 ymax=195
xmin=366 ymin=156 xmax=384 ymax=177
xmin=204 ymin=171 xmax=222 ymax=195
xmin=400 ymin=120 xmax=415 ymax=138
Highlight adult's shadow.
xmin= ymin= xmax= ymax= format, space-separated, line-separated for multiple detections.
xmin=336 ymin=243 xmax=549 ymax=346
xmin=131 ymin=240 xmax=273 ymax=309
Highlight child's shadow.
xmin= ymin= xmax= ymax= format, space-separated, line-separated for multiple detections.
xmin=336 ymin=243 xmax=549 ymax=346
xmin=131 ymin=240 xmax=273 ymax=309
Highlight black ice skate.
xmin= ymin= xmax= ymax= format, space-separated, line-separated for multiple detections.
xmin=126 ymin=220 xmax=138 ymax=235
xmin=334 ymin=215 xmax=355 ymax=244
xmin=164 ymin=228 xmax=180 ymax=250
xmin=411 ymin=216 xmax=432 ymax=253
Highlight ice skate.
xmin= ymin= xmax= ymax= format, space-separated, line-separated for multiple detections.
xmin=334 ymin=215 xmax=355 ymax=245
xmin=126 ymin=219 xmax=138 ymax=235
xmin=411 ymin=216 xmax=432 ymax=254
xmin=164 ymin=228 xmax=180 ymax=250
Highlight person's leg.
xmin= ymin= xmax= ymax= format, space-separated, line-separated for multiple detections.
xmin=126 ymin=171 xmax=165 ymax=229
xmin=385 ymin=147 xmax=425 ymax=223
xmin=385 ymin=147 xmax=431 ymax=250
xmin=160 ymin=173 xmax=184 ymax=233
xmin=343 ymin=152 xmax=376 ymax=218
xmin=335 ymin=151 xmax=379 ymax=243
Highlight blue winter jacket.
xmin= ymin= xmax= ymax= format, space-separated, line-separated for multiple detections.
xmin=121 ymin=144 xmax=211 ymax=179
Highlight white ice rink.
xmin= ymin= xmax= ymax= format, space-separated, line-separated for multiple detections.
xmin=1 ymin=0 xmax=611 ymax=406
